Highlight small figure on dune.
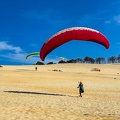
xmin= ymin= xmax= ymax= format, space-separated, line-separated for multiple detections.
xmin=52 ymin=69 xmax=62 ymax=72
xmin=35 ymin=67 xmax=37 ymax=71
xmin=77 ymin=81 xmax=84 ymax=97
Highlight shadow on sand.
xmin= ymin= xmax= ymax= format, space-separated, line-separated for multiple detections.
xmin=4 ymin=91 xmax=78 ymax=97
xmin=15 ymin=69 xmax=36 ymax=72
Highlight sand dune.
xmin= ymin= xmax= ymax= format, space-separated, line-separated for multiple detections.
xmin=0 ymin=64 xmax=120 ymax=120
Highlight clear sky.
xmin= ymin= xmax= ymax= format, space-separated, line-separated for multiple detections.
xmin=0 ymin=0 xmax=120 ymax=65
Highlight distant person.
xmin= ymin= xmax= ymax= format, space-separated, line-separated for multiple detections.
xmin=77 ymin=81 xmax=84 ymax=97
xmin=35 ymin=67 xmax=37 ymax=71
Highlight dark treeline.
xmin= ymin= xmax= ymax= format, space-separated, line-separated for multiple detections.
xmin=36 ymin=55 xmax=120 ymax=65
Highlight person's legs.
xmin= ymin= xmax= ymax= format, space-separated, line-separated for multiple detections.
xmin=80 ymin=92 xmax=82 ymax=97
xmin=79 ymin=89 xmax=82 ymax=97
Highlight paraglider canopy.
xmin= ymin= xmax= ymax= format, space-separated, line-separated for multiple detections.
xmin=58 ymin=57 xmax=68 ymax=61
xmin=40 ymin=27 xmax=110 ymax=61
xmin=26 ymin=52 xmax=39 ymax=59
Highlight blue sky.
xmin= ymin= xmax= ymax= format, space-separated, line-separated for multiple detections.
xmin=0 ymin=0 xmax=120 ymax=65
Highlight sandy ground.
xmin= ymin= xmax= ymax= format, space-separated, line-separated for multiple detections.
xmin=0 ymin=63 xmax=120 ymax=120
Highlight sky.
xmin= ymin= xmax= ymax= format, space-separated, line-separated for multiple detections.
xmin=0 ymin=0 xmax=120 ymax=65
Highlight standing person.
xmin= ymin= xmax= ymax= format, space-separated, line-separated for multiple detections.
xmin=77 ymin=81 xmax=84 ymax=97
xmin=35 ymin=67 xmax=37 ymax=71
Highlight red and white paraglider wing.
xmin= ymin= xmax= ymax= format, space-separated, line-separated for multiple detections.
xmin=40 ymin=27 xmax=110 ymax=61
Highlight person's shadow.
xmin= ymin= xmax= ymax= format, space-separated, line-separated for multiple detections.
xmin=4 ymin=91 xmax=78 ymax=97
